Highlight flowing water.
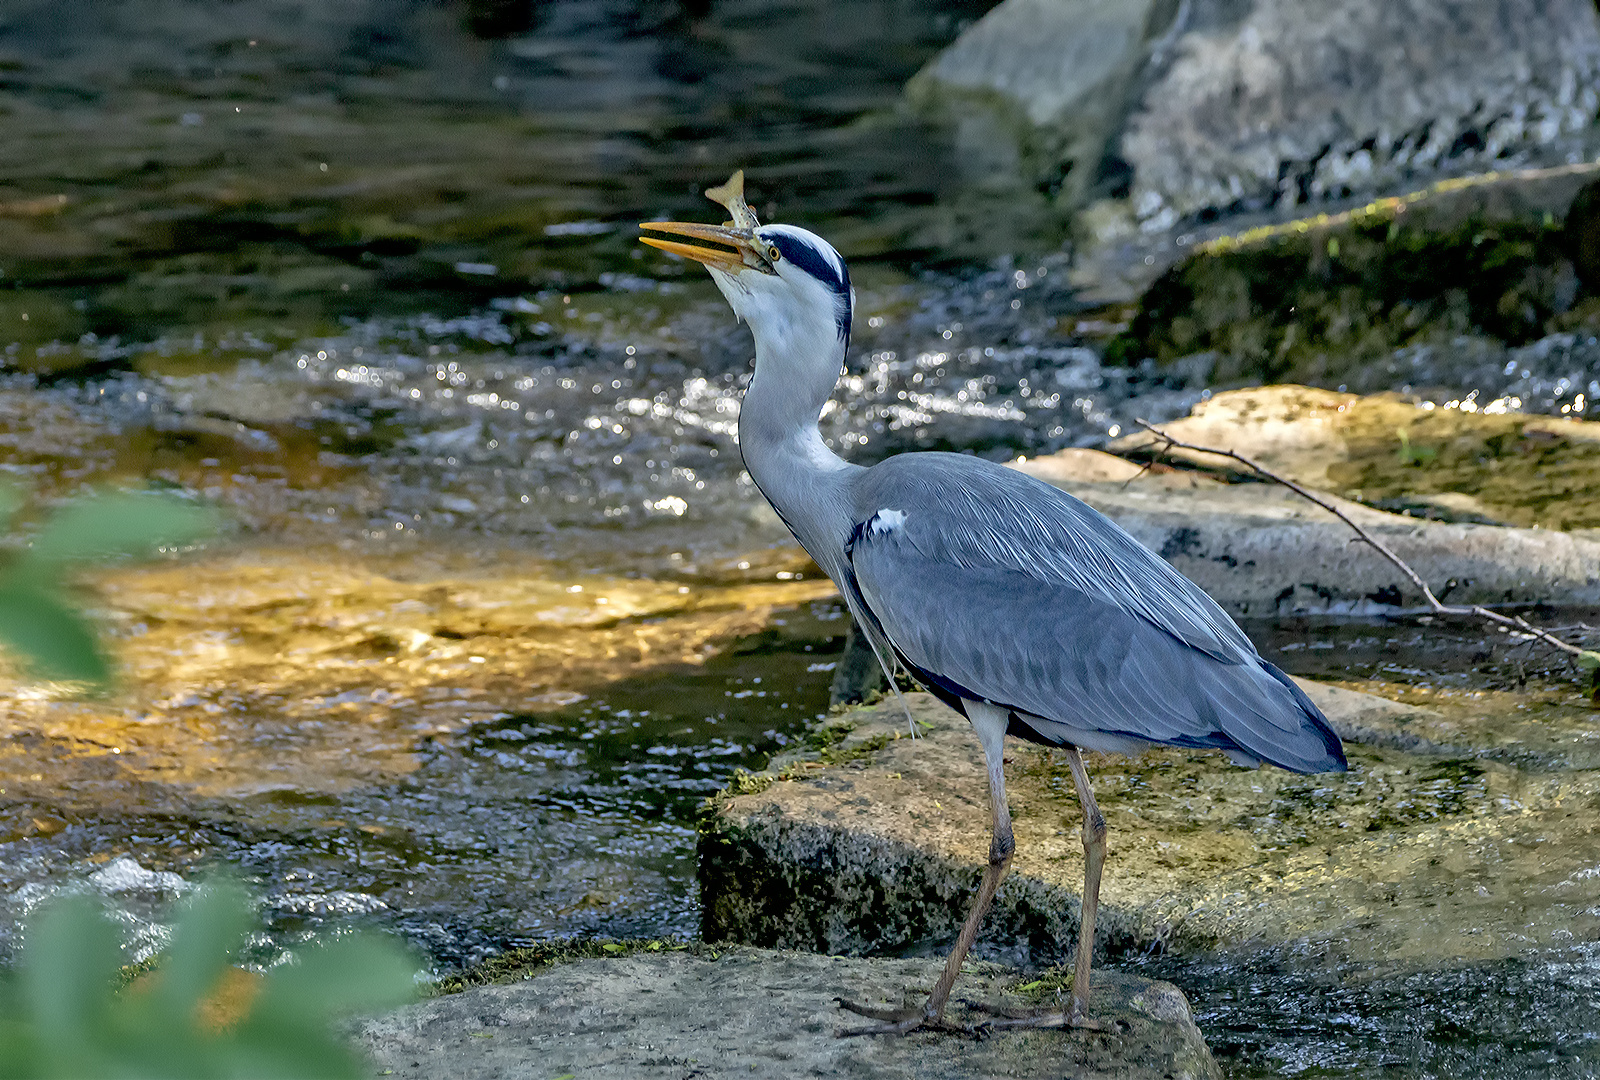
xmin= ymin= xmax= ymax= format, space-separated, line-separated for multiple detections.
xmin=4 ymin=2 xmax=1600 ymax=1075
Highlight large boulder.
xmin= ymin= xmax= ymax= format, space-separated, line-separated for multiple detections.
xmin=906 ymin=0 xmax=1178 ymax=212
xmin=910 ymin=0 xmax=1600 ymax=278
xmin=1124 ymin=0 xmax=1600 ymax=229
xmin=701 ymin=687 xmax=1600 ymax=970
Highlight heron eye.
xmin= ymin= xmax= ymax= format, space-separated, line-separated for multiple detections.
xmin=766 ymin=244 xmax=782 ymax=263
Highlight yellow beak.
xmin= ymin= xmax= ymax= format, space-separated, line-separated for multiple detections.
xmin=638 ymin=220 xmax=769 ymax=275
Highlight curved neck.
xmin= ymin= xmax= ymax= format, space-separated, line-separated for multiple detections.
xmin=737 ymin=343 xmax=859 ymax=561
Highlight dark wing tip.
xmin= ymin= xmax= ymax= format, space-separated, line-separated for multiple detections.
xmin=1260 ymin=661 xmax=1349 ymax=773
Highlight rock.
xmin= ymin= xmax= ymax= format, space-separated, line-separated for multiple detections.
xmin=1104 ymin=168 xmax=1600 ymax=373
xmin=1008 ymin=446 xmax=1150 ymax=484
xmin=700 ymin=691 xmax=1600 ymax=973
xmin=354 ymin=947 xmax=1221 ymax=1080
xmin=1108 ymin=385 xmax=1600 ymax=530
xmin=830 ymin=619 xmax=889 ymax=707
xmin=1123 ymin=0 xmax=1600 ymax=227
xmin=1007 ymin=442 xmax=1600 ymax=616
xmin=905 ymin=0 xmax=1174 ymax=214
xmin=910 ymin=0 xmax=1600 ymax=297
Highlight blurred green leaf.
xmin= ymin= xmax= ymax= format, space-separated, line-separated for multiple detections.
xmin=155 ymin=881 xmax=255 ymax=1022
xmin=1577 ymin=650 xmax=1600 ymax=671
xmin=0 ymin=581 xmax=109 ymax=684
xmin=14 ymin=896 xmax=123 ymax=1079
xmin=0 ymin=883 xmax=420 ymax=1080
xmin=249 ymin=935 xmax=421 ymax=1025
xmin=0 ymin=484 xmax=25 ymax=533
xmin=28 ymin=493 xmax=216 ymax=565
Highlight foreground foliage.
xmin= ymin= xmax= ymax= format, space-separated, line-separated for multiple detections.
xmin=0 ymin=489 xmax=216 ymax=686
xmin=0 ymin=882 xmax=419 ymax=1079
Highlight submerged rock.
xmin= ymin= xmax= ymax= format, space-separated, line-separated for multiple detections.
xmin=355 ymin=947 xmax=1221 ymax=1079
xmin=700 ymin=689 xmax=1600 ymax=974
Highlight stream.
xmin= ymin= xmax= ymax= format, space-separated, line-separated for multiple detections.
xmin=4 ymin=1 xmax=1600 ymax=1076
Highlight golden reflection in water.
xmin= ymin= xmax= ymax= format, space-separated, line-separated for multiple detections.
xmin=0 ymin=545 xmax=834 ymax=841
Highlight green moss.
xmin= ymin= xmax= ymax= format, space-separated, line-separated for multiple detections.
xmin=1108 ymin=208 xmax=1588 ymax=385
xmin=699 ymin=715 xmax=896 ymax=824
xmin=1327 ymin=401 xmax=1600 ymax=529
xmin=433 ymin=938 xmax=705 ymax=995
xmin=1008 ymin=968 xmax=1077 ymax=1001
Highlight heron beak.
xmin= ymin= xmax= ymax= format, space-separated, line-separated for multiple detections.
xmin=638 ymin=220 xmax=768 ymax=275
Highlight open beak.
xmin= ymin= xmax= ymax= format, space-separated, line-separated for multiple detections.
xmin=639 ymin=220 xmax=768 ymax=275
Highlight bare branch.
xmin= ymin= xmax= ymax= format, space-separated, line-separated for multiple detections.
xmin=1131 ymin=419 xmax=1591 ymax=661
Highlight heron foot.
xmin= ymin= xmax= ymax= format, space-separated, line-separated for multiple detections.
xmin=833 ymin=997 xmax=975 ymax=1038
xmin=962 ymin=999 xmax=1108 ymax=1033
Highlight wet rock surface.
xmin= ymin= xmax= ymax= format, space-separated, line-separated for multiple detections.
xmin=354 ymin=947 xmax=1220 ymax=1079
xmin=1012 ymin=443 xmax=1600 ymax=615
xmin=701 ymin=686 xmax=1600 ymax=1074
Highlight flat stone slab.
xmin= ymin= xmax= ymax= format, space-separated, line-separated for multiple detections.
xmin=701 ymin=690 xmax=1600 ymax=974
xmin=1110 ymin=384 xmax=1600 ymax=532
xmin=1008 ymin=444 xmax=1600 ymax=615
xmin=355 ymin=948 xmax=1219 ymax=1080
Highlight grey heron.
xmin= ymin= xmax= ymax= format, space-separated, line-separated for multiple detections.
xmin=640 ymin=174 xmax=1347 ymax=1035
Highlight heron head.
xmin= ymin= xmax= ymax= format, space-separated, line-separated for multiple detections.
xmin=640 ymin=173 xmax=853 ymax=361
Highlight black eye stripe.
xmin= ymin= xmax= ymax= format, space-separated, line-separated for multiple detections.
xmin=766 ymin=233 xmax=848 ymax=295
xmin=760 ymin=227 xmax=853 ymax=345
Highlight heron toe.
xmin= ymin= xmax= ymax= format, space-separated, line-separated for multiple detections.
xmin=833 ymin=996 xmax=974 ymax=1037
xmin=968 ymin=1000 xmax=1109 ymax=1033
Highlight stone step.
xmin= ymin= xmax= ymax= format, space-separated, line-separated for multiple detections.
xmin=700 ymin=689 xmax=1600 ymax=972
xmin=354 ymin=947 xmax=1220 ymax=1080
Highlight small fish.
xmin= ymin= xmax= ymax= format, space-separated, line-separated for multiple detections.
xmin=704 ymin=170 xmax=761 ymax=232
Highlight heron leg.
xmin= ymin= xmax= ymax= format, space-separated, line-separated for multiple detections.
xmin=974 ymin=743 xmax=1106 ymax=1032
xmin=1064 ymin=744 xmax=1106 ymax=1023
xmin=836 ymin=701 xmax=1013 ymax=1037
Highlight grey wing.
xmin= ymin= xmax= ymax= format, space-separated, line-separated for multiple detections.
xmin=855 ymin=454 xmax=1259 ymax=664
xmin=846 ymin=456 xmax=1346 ymax=774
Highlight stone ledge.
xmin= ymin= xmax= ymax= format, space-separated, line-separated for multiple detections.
xmin=1008 ymin=449 xmax=1600 ymax=615
xmin=354 ymin=947 xmax=1220 ymax=1080
xmin=701 ymin=690 xmax=1600 ymax=972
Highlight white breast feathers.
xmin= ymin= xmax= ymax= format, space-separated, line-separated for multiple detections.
xmin=867 ymin=509 xmax=907 ymax=536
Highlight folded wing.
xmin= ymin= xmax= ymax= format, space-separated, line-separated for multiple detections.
xmin=846 ymin=454 xmax=1346 ymax=774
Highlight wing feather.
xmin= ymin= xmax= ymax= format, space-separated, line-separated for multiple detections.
xmin=855 ymin=453 xmax=1258 ymax=663
xmin=847 ymin=455 xmax=1345 ymax=773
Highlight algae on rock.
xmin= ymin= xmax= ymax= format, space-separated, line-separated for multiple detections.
xmin=1106 ymin=173 xmax=1600 ymax=386
xmin=701 ymin=690 xmax=1600 ymax=973
xmin=1111 ymin=384 xmax=1600 ymax=531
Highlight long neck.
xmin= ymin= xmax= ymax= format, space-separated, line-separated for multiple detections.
xmin=737 ymin=349 xmax=860 ymax=566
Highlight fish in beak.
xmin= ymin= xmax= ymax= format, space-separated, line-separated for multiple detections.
xmin=639 ymin=170 xmax=775 ymax=275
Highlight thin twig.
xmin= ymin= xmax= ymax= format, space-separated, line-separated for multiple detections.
xmin=1132 ymin=419 xmax=1592 ymax=661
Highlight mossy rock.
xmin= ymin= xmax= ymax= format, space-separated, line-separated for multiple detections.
xmin=701 ymin=690 xmax=1600 ymax=971
xmin=1107 ymin=172 xmax=1600 ymax=384
xmin=1113 ymin=384 xmax=1600 ymax=530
